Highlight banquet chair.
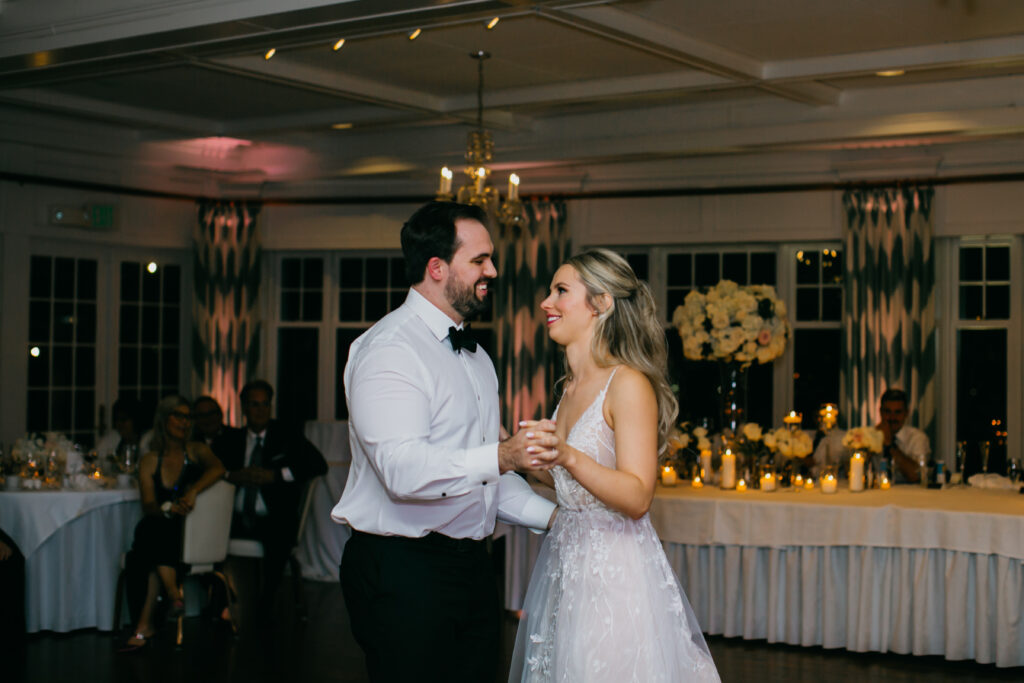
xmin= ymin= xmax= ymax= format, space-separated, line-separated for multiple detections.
xmin=225 ymin=475 xmax=319 ymax=621
xmin=176 ymin=479 xmax=238 ymax=646
xmin=111 ymin=481 xmax=238 ymax=644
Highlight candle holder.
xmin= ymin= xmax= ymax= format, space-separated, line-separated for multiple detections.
xmin=720 ymin=448 xmax=737 ymax=489
xmin=820 ymin=465 xmax=838 ymax=494
xmin=848 ymin=451 xmax=866 ymax=492
xmin=660 ymin=464 xmax=678 ymax=486
xmin=736 ymin=478 xmax=748 ymax=492
xmin=783 ymin=410 xmax=803 ymax=432
xmin=760 ymin=463 xmax=777 ymax=492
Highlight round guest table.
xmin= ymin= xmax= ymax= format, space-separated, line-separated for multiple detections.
xmin=0 ymin=486 xmax=141 ymax=633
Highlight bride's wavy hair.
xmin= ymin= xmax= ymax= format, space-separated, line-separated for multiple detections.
xmin=562 ymin=248 xmax=679 ymax=453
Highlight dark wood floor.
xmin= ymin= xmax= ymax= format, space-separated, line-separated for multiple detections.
xmin=13 ymin=579 xmax=1024 ymax=683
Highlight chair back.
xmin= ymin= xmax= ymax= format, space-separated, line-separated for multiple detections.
xmin=181 ymin=480 xmax=236 ymax=566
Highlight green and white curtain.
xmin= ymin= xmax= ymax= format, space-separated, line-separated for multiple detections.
xmin=495 ymin=200 xmax=570 ymax=426
xmin=192 ymin=200 xmax=262 ymax=426
xmin=841 ymin=187 xmax=935 ymax=441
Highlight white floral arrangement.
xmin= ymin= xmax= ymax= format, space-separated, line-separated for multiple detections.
xmin=770 ymin=427 xmax=814 ymax=459
xmin=10 ymin=432 xmax=76 ymax=473
xmin=842 ymin=426 xmax=884 ymax=454
xmin=663 ymin=422 xmax=712 ymax=470
xmin=733 ymin=422 xmax=773 ymax=462
xmin=672 ymin=280 xmax=790 ymax=368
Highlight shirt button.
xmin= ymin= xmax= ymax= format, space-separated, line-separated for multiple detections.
xmin=482 ymin=481 xmax=488 ymax=486
xmin=441 ymin=492 xmax=447 ymax=497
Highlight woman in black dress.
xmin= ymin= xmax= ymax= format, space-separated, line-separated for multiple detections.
xmin=121 ymin=395 xmax=224 ymax=651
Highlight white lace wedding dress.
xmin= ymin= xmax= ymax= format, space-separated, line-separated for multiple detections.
xmin=509 ymin=373 xmax=720 ymax=682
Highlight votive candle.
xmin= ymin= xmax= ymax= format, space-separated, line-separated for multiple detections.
xmin=879 ymin=474 xmax=891 ymax=490
xmin=804 ymin=477 xmax=815 ymax=491
xmin=736 ymin=478 xmax=747 ymax=492
xmin=821 ymin=473 xmax=838 ymax=494
xmin=661 ymin=465 xmax=678 ymax=486
xmin=761 ymin=471 xmax=777 ymax=492
xmin=691 ymin=475 xmax=704 ymax=489
xmin=849 ymin=453 xmax=865 ymax=492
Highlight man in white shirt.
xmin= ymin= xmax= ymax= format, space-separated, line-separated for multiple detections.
xmin=877 ymin=388 xmax=930 ymax=483
xmin=332 ymin=201 xmax=559 ymax=683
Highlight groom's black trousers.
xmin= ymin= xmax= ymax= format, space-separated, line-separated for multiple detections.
xmin=341 ymin=529 xmax=500 ymax=683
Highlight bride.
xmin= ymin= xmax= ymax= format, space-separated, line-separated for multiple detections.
xmin=509 ymin=249 xmax=720 ymax=682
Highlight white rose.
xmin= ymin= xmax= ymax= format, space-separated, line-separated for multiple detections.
xmin=742 ymin=423 xmax=762 ymax=441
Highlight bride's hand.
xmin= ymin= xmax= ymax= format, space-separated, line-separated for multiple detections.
xmin=498 ymin=420 xmax=559 ymax=473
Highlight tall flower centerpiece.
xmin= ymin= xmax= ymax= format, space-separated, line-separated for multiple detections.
xmin=672 ymin=281 xmax=791 ymax=433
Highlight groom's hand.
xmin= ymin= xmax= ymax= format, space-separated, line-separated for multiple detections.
xmin=498 ymin=420 xmax=559 ymax=474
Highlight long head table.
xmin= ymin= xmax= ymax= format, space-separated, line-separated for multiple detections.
xmin=497 ymin=482 xmax=1024 ymax=668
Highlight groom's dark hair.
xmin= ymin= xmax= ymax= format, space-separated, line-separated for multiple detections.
xmin=400 ymin=201 xmax=488 ymax=285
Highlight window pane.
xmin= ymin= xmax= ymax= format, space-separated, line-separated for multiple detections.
xmin=141 ymin=348 xmax=159 ymax=385
xmin=667 ymin=254 xmax=692 ymax=287
xmin=626 ymin=254 xmax=649 ymax=282
xmin=694 ymin=254 xmax=719 ymax=287
xmin=750 ymin=252 xmax=776 ymax=285
xmin=163 ymin=265 xmax=181 ymax=304
xmin=282 ymin=258 xmax=301 ymax=288
xmin=277 ymin=328 xmax=318 ymax=426
xmin=302 ymin=291 xmax=323 ymax=322
xmin=162 ymin=307 xmax=179 ymax=345
xmin=957 ymin=329 xmax=1006 ymax=476
xmin=28 ymin=347 xmax=49 ymax=387
xmin=722 ymin=253 xmax=747 ymax=284
xmin=390 ymin=291 xmax=406 ymax=312
xmin=29 ymin=301 xmax=51 ymax=343
xmin=365 ymin=291 xmax=388 ymax=321
xmin=335 ymin=328 xmax=366 ymax=420
xmin=30 ymin=256 xmax=52 ymax=298
xmin=666 ymin=289 xmax=689 ymax=323
xmin=986 ymin=285 xmax=1009 ymax=319
xmin=959 ymin=247 xmax=983 ymax=281
xmin=141 ymin=305 xmax=160 ymax=344
xmin=54 ymin=258 xmax=75 ymax=299
xmin=796 ymin=250 xmax=819 ymax=285
xmin=339 ymin=292 xmax=362 ymax=322
xmin=121 ymin=304 xmax=139 ymax=343
xmin=75 ymin=390 xmax=94 ymax=431
xmin=53 ymin=302 xmax=74 ymax=343
xmin=986 ymin=246 xmax=1009 ymax=281
xmin=959 ymin=285 xmax=983 ymax=320
xmin=75 ymin=347 xmax=95 ymax=386
xmin=303 ymin=258 xmax=323 ymax=289
xmin=821 ymin=287 xmax=842 ymax=322
xmin=796 ymin=288 xmax=819 ymax=321
xmin=53 ymin=346 xmax=72 ymax=386
xmin=389 ymin=258 xmax=407 ymax=288
xmin=121 ymin=262 xmax=140 ymax=301
xmin=340 ymin=258 xmax=363 ymax=288
xmin=793 ymin=329 xmax=842 ymax=429
xmin=77 ymin=259 xmax=97 ymax=301
xmin=822 ymin=250 xmax=842 ymax=284
xmin=27 ymin=390 xmax=49 ymax=432
xmin=162 ymin=349 xmax=179 ymax=386
xmin=142 ymin=269 xmax=160 ymax=303
xmin=52 ymin=390 xmax=72 ymax=430
xmin=76 ymin=302 xmax=96 ymax=343
xmin=120 ymin=348 xmax=138 ymax=386
xmin=281 ymin=292 xmax=301 ymax=321
xmin=366 ymin=258 xmax=388 ymax=287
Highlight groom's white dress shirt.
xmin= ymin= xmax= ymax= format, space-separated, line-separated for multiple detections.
xmin=332 ymin=288 xmax=555 ymax=539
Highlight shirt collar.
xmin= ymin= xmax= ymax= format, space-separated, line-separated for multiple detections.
xmin=247 ymin=428 xmax=267 ymax=442
xmin=405 ymin=287 xmax=464 ymax=343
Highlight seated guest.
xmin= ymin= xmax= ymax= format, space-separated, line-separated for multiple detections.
xmin=120 ymin=396 xmax=225 ymax=652
xmin=192 ymin=395 xmax=228 ymax=447
xmin=877 ymin=388 xmax=930 ymax=483
xmin=0 ymin=530 xmax=25 ymax=677
xmin=96 ymin=397 xmax=153 ymax=460
xmin=220 ymin=380 xmax=326 ymax=611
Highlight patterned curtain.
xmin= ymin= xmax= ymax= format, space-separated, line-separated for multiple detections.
xmin=495 ymin=200 xmax=571 ymax=426
xmin=841 ymin=186 xmax=935 ymax=441
xmin=192 ymin=200 xmax=262 ymax=426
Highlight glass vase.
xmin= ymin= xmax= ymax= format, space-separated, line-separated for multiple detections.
xmin=717 ymin=361 xmax=748 ymax=437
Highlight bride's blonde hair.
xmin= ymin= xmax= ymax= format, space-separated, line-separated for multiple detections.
xmin=561 ymin=249 xmax=678 ymax=453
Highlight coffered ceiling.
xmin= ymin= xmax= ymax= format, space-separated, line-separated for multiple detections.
xmin=2 ymin=0 xmax=1024 ymax=199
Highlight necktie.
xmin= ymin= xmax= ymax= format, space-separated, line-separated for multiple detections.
xmin=448 ymin=325 xmax=477 ymax=353
xmin=242 ymin=436 xmax=264 ymax=527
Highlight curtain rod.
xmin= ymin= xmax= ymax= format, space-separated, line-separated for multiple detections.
xmin=4 ymin=170 xmax=1024 ymax=205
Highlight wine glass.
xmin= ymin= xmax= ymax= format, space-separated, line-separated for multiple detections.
xmin=955 ymin=441 xmax=967 ymax=476
xmin=978 ymin=440 xmax=991 ymax=475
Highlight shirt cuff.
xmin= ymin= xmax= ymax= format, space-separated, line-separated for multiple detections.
xmin=464 ymin=442 xmax=501 ymax=488
xmin=280 ymin=467 xmax=294 ymax=482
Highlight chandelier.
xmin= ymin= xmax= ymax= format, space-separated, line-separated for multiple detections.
xmin=436 ymin=51 xmax=524 ymax=227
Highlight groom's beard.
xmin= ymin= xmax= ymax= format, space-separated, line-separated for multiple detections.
xmin=446 ymin=276 xmax=492 ymax=320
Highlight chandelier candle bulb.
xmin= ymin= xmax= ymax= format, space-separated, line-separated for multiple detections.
xmin=439 ymin=167 xmax=453 ymax=195
xmin=736 ymin=478 xmax=747 ymax=492
xmin=661 ymin=465 xmax=678 ymax=486
xmin=849 ymin=453 xmax=865 ymax=492
xmin=508 ymin=173 xmax=519 ymax=201
xmin=720 ymin=449 xmax=736 ymax=489
xmin=821 ymin=473 xmax=838 ymax=494
xmin=700 ymin=449 xmax=713 ymax=486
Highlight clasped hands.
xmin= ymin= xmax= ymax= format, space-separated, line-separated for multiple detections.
xmin=498 ymin=419 xmax=563 ymax=474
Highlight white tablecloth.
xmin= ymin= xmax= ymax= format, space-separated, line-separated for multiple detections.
xmin=498 ymin=484 xmax=1024 ymax=668
xmin=296 ymin=421 xmax=352 ymax=581
xmin=0 ymin=487 xmax=141 ymax=632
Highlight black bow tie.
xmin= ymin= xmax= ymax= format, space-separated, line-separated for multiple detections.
xmin=448 ymin=325 xmax=477 ymax=353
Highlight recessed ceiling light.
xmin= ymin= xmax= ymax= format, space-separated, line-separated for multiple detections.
xmin=486 ymin=17 xmax=500 ymax=30
xmin=331 ymin=123 xmax=353 ymax=130
xmin=264 ymin=48 xmax=276 ymax=60
xmin=333 ymin=38 xmax=346 ymax=51
xmin=875 ymin=69 xmax=905 ymax=77
xmin=408 ymin=28 xmax=422 ymax=40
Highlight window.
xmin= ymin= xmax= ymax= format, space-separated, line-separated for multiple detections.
xmin=790 ymin=246 xmax=843 ymax=429
xmin=954 ymin=242 xmax=1013 ymax=474
xmin=662 ymin=248 xmax=777 ymax=430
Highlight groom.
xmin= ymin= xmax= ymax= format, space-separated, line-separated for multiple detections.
xmin=333 ymin=201 xmax=559 ymax=683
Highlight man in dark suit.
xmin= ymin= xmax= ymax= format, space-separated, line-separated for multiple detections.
xmin=220 ymin=379 xmax=327 ymax=609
